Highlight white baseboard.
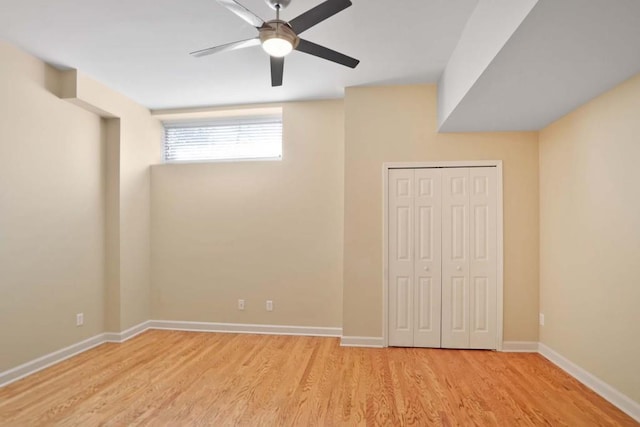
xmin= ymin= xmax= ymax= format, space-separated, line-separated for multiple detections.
xmin=103 ymin=320 xmax=152 ymax=343
xmin=0 ymin=321 xmax=150 ymax=388
xmin=0 ymin=334 xmax=106 ymax=388
xmin=539 ymin=343 xmax=640 ymax=422
xmin=340 ymin=336 xmax=384 ymax=348
xmin=149 ymin=320 xmax=342 ymax=338
xmin=501 ymin=341 xmax=539 ymax=352
xmin=0 ymin=320 xmax=339 ymax=388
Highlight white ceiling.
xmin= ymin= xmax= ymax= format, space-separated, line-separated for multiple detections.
xmin=0 ymin=0 xmax=478 ymax=110
xmin=440 ymin=0 xmax=640 ymax=132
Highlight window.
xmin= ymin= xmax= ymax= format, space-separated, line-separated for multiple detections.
xmin=163 ymin=113 xmax=282 ymax=162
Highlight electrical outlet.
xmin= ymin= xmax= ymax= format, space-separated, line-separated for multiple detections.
xmin=76 ymin=313 xmax=84 ymax=327
xmin=539 ymin=313 xmax=545 ymax=326
xmin=238 ymin=299 xmax=245 ymax=310
xmin=266 ymin=300 xmax=273 ymax=312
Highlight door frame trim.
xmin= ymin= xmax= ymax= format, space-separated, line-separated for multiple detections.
xmin=382 ymin=161 xmax=504 ymax=350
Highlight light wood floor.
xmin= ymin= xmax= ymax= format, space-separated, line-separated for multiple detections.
xmin=0 ymin=330 xmax=636 ymax=426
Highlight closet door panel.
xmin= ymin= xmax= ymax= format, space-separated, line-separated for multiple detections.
xmin=413 ymin=169 xmax=442 ymax=347
xmin=441 ymin=168 xmax=470 ymax=348
xmin=388 ymin=169 xmax=414 ymax=346
xmin=469 ymin=168 xmax=497 ymax=349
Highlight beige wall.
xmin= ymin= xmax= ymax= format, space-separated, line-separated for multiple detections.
xmin=0 ymin=42 xmax=105 ymax=371
xmin=343 ymin=85 xmax=540 ymax=340
xmin=10 ymin=36 xmax=637 ymax=410
xmin=539 ymin=73 xmax=640 ymax=402
xmin=0 ymin=42 xmax=537 ymax=376
xmin=0 ymin=41 xmax=162 ymax=372
xmin=117 ymin=102 xmax=163 ymax=330
xmin=104 ymin=119 xmax=121 ymax=332
xmin=150 ymin=101 xmax=344 ymax=327
xmin=61 ymin=70 xmax=163 ymax=331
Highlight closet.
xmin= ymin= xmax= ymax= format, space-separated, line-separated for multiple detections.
xmin=388 ymin=166 xmax=498 ymax=349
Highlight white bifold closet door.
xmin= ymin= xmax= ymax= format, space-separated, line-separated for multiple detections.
xmin=388 ymin=168 xmax=442 ymax=348
xmin=389 ymin=167 xmax=497 ymax=349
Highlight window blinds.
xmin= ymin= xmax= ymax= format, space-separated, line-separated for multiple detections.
xmin=163 ymin=115 xmax=282 ymax=162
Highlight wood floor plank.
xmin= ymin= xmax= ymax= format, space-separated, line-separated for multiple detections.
xmin=0 ymin=330 xmax=637 ymax=426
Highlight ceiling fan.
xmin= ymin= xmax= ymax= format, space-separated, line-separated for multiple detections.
xmin=191 ymin=0 xmax=360 ymax=87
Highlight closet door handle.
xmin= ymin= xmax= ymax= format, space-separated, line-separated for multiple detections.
xmin=423 ymin=267 xmax=430 ymax=271
xmin=456 ymin=266 xmax=462 ymax=271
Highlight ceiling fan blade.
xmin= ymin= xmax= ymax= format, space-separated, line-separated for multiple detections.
xmin=216 ymin=0 xmax=264 ymax=27
xmin=296 ymin=38 xmax=359 ymax=68
xmin=190 ymin=38 xmax=261 ymax=57
xmin=271 ymin=56 xmax=284 ymax=87
xmin=289 ymin=0 xmax=352 ymax=34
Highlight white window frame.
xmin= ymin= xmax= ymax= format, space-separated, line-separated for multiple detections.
xmin=161 ymin=108 xmax=283 ymax=163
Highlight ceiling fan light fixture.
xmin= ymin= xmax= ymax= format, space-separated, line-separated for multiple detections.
xmin=262 ymin=37 xmax=293 ymax=57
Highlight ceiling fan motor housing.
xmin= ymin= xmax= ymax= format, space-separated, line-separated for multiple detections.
xmin=259 ymin=20 xmax=300 ymax=49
